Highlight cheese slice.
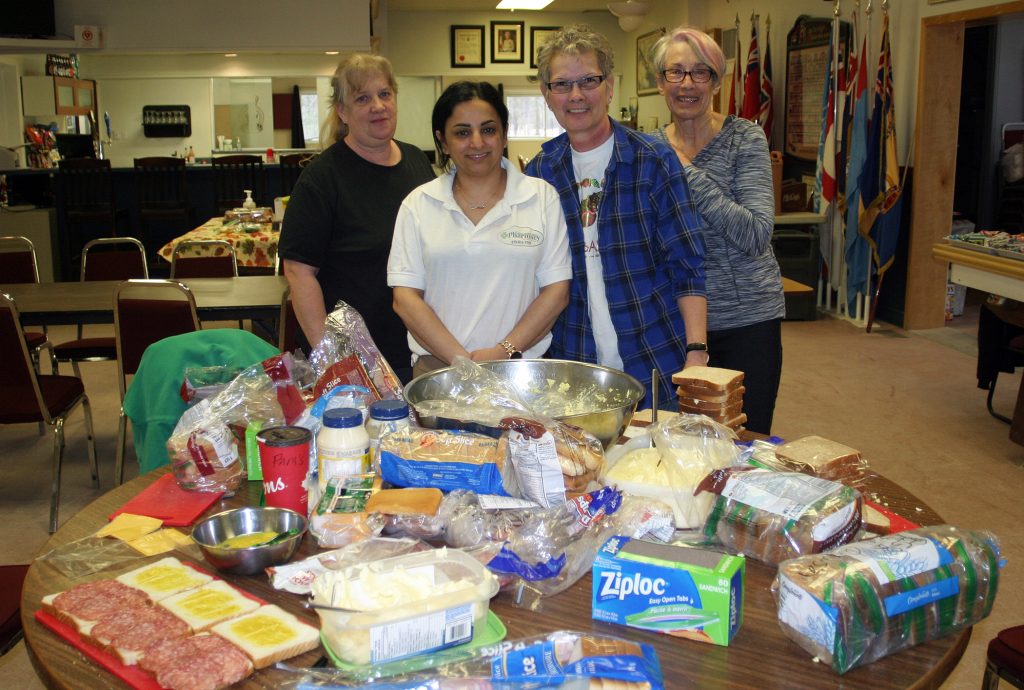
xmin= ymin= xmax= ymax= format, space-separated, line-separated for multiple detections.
xmin=96 ymin=513 xmax=164 ymax=542
xmin=116 ymin=556 xmax=213 ymax=601
xmin=211 ymin=604 xmax=319 ymax=669
xmin=158 ymin=579 xmax=260 ymax=632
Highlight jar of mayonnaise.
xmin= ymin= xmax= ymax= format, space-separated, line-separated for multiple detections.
xmin=366 ymin=399 xmax=410 ymax=471
xmin=317 ymin=407 xmax=370 ymax=491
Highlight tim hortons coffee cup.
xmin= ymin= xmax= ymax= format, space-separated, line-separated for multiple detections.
xmin=255 ymin=426 xmax=311 ymax=515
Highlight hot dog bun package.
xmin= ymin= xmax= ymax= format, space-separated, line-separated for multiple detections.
xmin=698 ymin=468 xmax=862 ymax=565
xmin=602 ymin=414 xmax=741 ymax=529
xmin=772 ymin=525 xmax=1004 ymax=674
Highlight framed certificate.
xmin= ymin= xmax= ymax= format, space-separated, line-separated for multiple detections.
xmin=451 ymin=25 xmax=485 ymax=68
xmin=530 ymin=26 xmax=559 ymax=69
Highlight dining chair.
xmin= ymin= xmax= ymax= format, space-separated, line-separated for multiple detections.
xmin=57 ymin=159 xmax=129 ymax=278
xmin=53 ymin=237 xmax=149 ymax=378
xmin=134 ymin=156 xmax=193 ymax=262
xmin=170 ymin=239 xmax=238 ymax=279
xmin=278 ymin=287 xmax=300 ymax=352
xmin=984 ymin=624 xmax=1024 ymax=689
xmin=0 ymin=291 xmax=98 ymax=533
xmin=278 ymin=152 xmax=317 ymax=195
xmin=211 ymin=154 xmax=265 ymax=214
xmin=0 ymin=564 xmax=29 ymax=655
xmin=0 ymin=236 xmax=56 ymax=375
xmin=113 ymin=279 xmax=200 ymax=485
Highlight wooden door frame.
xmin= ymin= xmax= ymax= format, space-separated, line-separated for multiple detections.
xmin=905 ymin=1 xmax=1024 ymax=329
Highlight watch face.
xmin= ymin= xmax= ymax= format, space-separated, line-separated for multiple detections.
xmin=510 ymin=351 xmax=523 ymax=359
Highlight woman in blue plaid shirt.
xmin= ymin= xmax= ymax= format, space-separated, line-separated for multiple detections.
xmin=526 ymin=24 xmax=708 ymax=410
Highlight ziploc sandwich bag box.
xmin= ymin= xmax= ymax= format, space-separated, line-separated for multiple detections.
xmin=592 ymin=536 xmax=744 ymax=646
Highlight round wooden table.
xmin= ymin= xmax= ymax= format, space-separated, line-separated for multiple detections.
xmin=21 ymin=469 xmax=970 ymax=689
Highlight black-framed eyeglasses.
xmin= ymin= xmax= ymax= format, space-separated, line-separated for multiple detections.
xmin=660 ymin=68 xmax=714 ymax=84
xmin=545 ymin=75 xmax=606 ymax=94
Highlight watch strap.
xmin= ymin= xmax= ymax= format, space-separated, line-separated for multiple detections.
xmin=499 ymin=340 xmax=522 ymax=359
xmin=685 ymin=342 xmax=708 ymax=353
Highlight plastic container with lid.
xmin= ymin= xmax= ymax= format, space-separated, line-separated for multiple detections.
xmin=311 ymin=548 xmax=499 ymax=667
xmin=317 ymin=407 xmax=370 ymax=491
xmin=365 ymin=400 xmax=410 ymax=471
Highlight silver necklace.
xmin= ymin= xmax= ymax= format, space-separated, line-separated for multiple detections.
xmin=455 ymin=171 xmax=505 ymax=210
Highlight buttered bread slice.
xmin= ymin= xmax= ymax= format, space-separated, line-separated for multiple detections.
xmin=116 ymin=556 xmax=213 ymax=601
xmin=211 ymin=604 xmax=319 ymax=669
xmin=159 ymin=579 xmax=261 ymax=632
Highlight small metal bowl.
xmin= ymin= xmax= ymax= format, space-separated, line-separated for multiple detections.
xmin=404 ymin=359 xmax=644 ymax=449
xmin=191 ymin=506 xmax=307 ymax=576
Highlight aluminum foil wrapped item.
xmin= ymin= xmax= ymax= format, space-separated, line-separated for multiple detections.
xmin=773 ymin=525 xmax=1004 ymax=674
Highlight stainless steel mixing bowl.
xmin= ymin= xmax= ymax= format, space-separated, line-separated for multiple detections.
xmin=191 ymin=506 xmax=307 ymax=575
xmin=403 ymin=359 xmax=644 ymax=449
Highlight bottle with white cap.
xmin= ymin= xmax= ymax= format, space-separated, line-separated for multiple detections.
xmin=317 ymin=407 xmax=370 ymax=491
xmin=365 ymin=400 xmax=410 ymax=471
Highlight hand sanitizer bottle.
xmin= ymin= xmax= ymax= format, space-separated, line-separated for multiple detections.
xmin=242 ymin=189 xmax=256 ymax=210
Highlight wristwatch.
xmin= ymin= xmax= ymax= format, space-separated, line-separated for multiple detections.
xmin=499 ymin=340 xmax=523 ymax=359
xmin=685 ymin=342 xmax=709 ymax=354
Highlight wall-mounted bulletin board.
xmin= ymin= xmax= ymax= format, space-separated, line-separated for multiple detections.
xmin=784 ymin=15 xmax=849 ymax=161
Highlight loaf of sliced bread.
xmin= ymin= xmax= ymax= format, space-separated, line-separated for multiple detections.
xmin=678 ymin=399 xmax=744 ymax=420
xmin=774 ymin=435 xmax=862 ymax=481
xmin=159 ymin=579 xmax=261 ymax=632
xmin=115 ymin=556 xmax=213 ymax=602
xmin=210 ymin=604 xmax=319 ymax=669
xmin=672 ymin=366 xmax=745 ymax=392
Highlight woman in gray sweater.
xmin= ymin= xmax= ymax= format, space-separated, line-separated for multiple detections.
xmin=651 ymin=26 xmax=785 ymax=434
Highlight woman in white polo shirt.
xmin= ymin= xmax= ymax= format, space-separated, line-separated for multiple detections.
xmin=388 ymin=81 xmax=571 ymax=377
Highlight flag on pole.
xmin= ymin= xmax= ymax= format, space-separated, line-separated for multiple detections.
xmin=844 ymin=29 xmax=871 ymax=310
xmin=859 ymin=13 xmax=903 ymax=280
xmin=759 ymin=18 xmax=773 ymax=146
xmin=728 ymin=17 xmax=742 ymax=116
xmin=741 ymin=17 xmax=761 ymax=121
xmin=813 ymin=29 xmax=837 ymax=214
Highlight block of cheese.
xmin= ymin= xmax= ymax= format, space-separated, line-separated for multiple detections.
xmin=158 ymin=579 xmax=261 ymax=632
xmin=210 ymin=604 xmax=320 ymax=669
xmin=116 ymin=556 xmax=213 ymax=601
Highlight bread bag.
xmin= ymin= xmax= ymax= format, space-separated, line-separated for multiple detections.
xmin=772 ymin=525 xmax=1003 ymax=673
xmin=698 ymin=468 xmax=862 ymax=565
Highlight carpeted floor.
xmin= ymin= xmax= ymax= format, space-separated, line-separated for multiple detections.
xmin=1 ymin=306 xmax=1021 ymax=688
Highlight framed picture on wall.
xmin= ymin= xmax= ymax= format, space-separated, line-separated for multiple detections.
xmin=491 ymin=20 xmax=525 ymax=64
xmin=451 ymin=25 xmax=485 ymax=68
xmin=530 ymin=26 xmax=560 ymax=69
xmin=636 ymin=28 xmax=665 ymax=96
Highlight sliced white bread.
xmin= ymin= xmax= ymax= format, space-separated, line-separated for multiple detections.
xmin=115 ymin=556 xmax=213 ymax=602
xmin=722 ymin=412 xmax=747 ymax=430
xmin=210 ymin=604 xmax=319 ymax=669
xmin=672 ymin=366 xmax=745 ymax=392
xmin=158 ymin=579 xmax=261 ymax=632
xmin=676 ymin=386 xmax=745 ymax=406
xmin=774 ymin=435 xmax=862 ymax=480
xmin=678 ymin=399 xmax=744 ymax=421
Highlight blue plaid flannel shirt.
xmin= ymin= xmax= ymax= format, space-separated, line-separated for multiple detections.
xmin=526 ymin=120 xmax=706 ymax=408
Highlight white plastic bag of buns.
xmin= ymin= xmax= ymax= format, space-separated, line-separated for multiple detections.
xmin=600 ymin=414 xmax=741 ymax=529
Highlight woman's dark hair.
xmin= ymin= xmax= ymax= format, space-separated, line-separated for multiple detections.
xmin=431 ymin=81 xmax=509 ymax=171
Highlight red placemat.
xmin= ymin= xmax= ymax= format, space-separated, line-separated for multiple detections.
xmin=109 ymin=474 xmax=223 ymax=526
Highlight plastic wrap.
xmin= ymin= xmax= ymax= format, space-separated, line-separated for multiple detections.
xmin=267 ymin=537 xmax=429 ymax=595
xmin=698 ymin=468 xmax=862 ymax=565
xmin=276 ymin=630 xmax=663 ymax=688
xmin=166 ymin=355 xmax=298 ymax=493
xmin=750 ymin=435 xmax=876 ymax=489
xmin=379 ymin=429 xmax=513 ymax=496
xmin=773 ymin=525 xmax=1004 ymax=674
xmin=602 ymin=415 xmax=740 ymax=529
xmin=308 ymin=302 xmax=403 ymax=401
xmin=180 ymin=365 xmax=243 ymax=403
xmin=310 ymin=474 xmax=385 ymax=548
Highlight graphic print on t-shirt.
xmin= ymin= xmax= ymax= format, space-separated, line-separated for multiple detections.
xmin=578 ymin=177 xmax=602 ymax=228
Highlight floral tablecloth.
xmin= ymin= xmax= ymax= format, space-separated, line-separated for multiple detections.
xmin=158 ymin=217 xmax=279 ymax=268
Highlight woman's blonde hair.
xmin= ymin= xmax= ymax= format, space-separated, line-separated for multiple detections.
xmin=322 ymin=53 xmax=398 ymax=145
xmin=535 ymin=24 xmax=614 ymax=87
xmin=651 ymin=26 xmax=726 ymax=86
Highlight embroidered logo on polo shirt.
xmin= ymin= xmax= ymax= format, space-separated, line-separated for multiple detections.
xmin=499 ymin=227 xmax=543 ymax=247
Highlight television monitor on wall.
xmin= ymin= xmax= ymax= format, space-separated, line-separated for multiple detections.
xmin=0 ymin=1 xmax=57 ymax=38
xmin=55 ymin=134 xmax=96 ymax=160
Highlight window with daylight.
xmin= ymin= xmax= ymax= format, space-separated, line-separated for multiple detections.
xmin=506 ymin=95 xmax=563 ymax=139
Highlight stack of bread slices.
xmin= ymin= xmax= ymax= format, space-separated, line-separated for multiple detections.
xmin=671 ymin=365 xmax=747 ymax=431
xmin=41 ymin=556 xmax=319 ymax=690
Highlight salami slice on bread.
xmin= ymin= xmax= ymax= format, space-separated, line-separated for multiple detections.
xmin=140 ymin=633 xmax=253 ymax=690
xmin=42 ymin=579 xmax=151 ymax=636
xmin=773 ymin=525 xmax=1003 ymax=674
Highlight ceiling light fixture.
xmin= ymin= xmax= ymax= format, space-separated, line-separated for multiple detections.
xmin=607 ymin=1 xmax=649 ymax=32
xmin=224 ymin=53 xmax=238 ymax=57
xmin=325 ymin=51 xmax=339 ymax=55
xmin=496 ymin=0 xmax=554 ymax=10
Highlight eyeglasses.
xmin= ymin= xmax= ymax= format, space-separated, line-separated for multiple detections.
xmin=545 ymin=75 xmax=606 ymax=94
xmin=660 ymin=68 xmax=714 ymax=84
